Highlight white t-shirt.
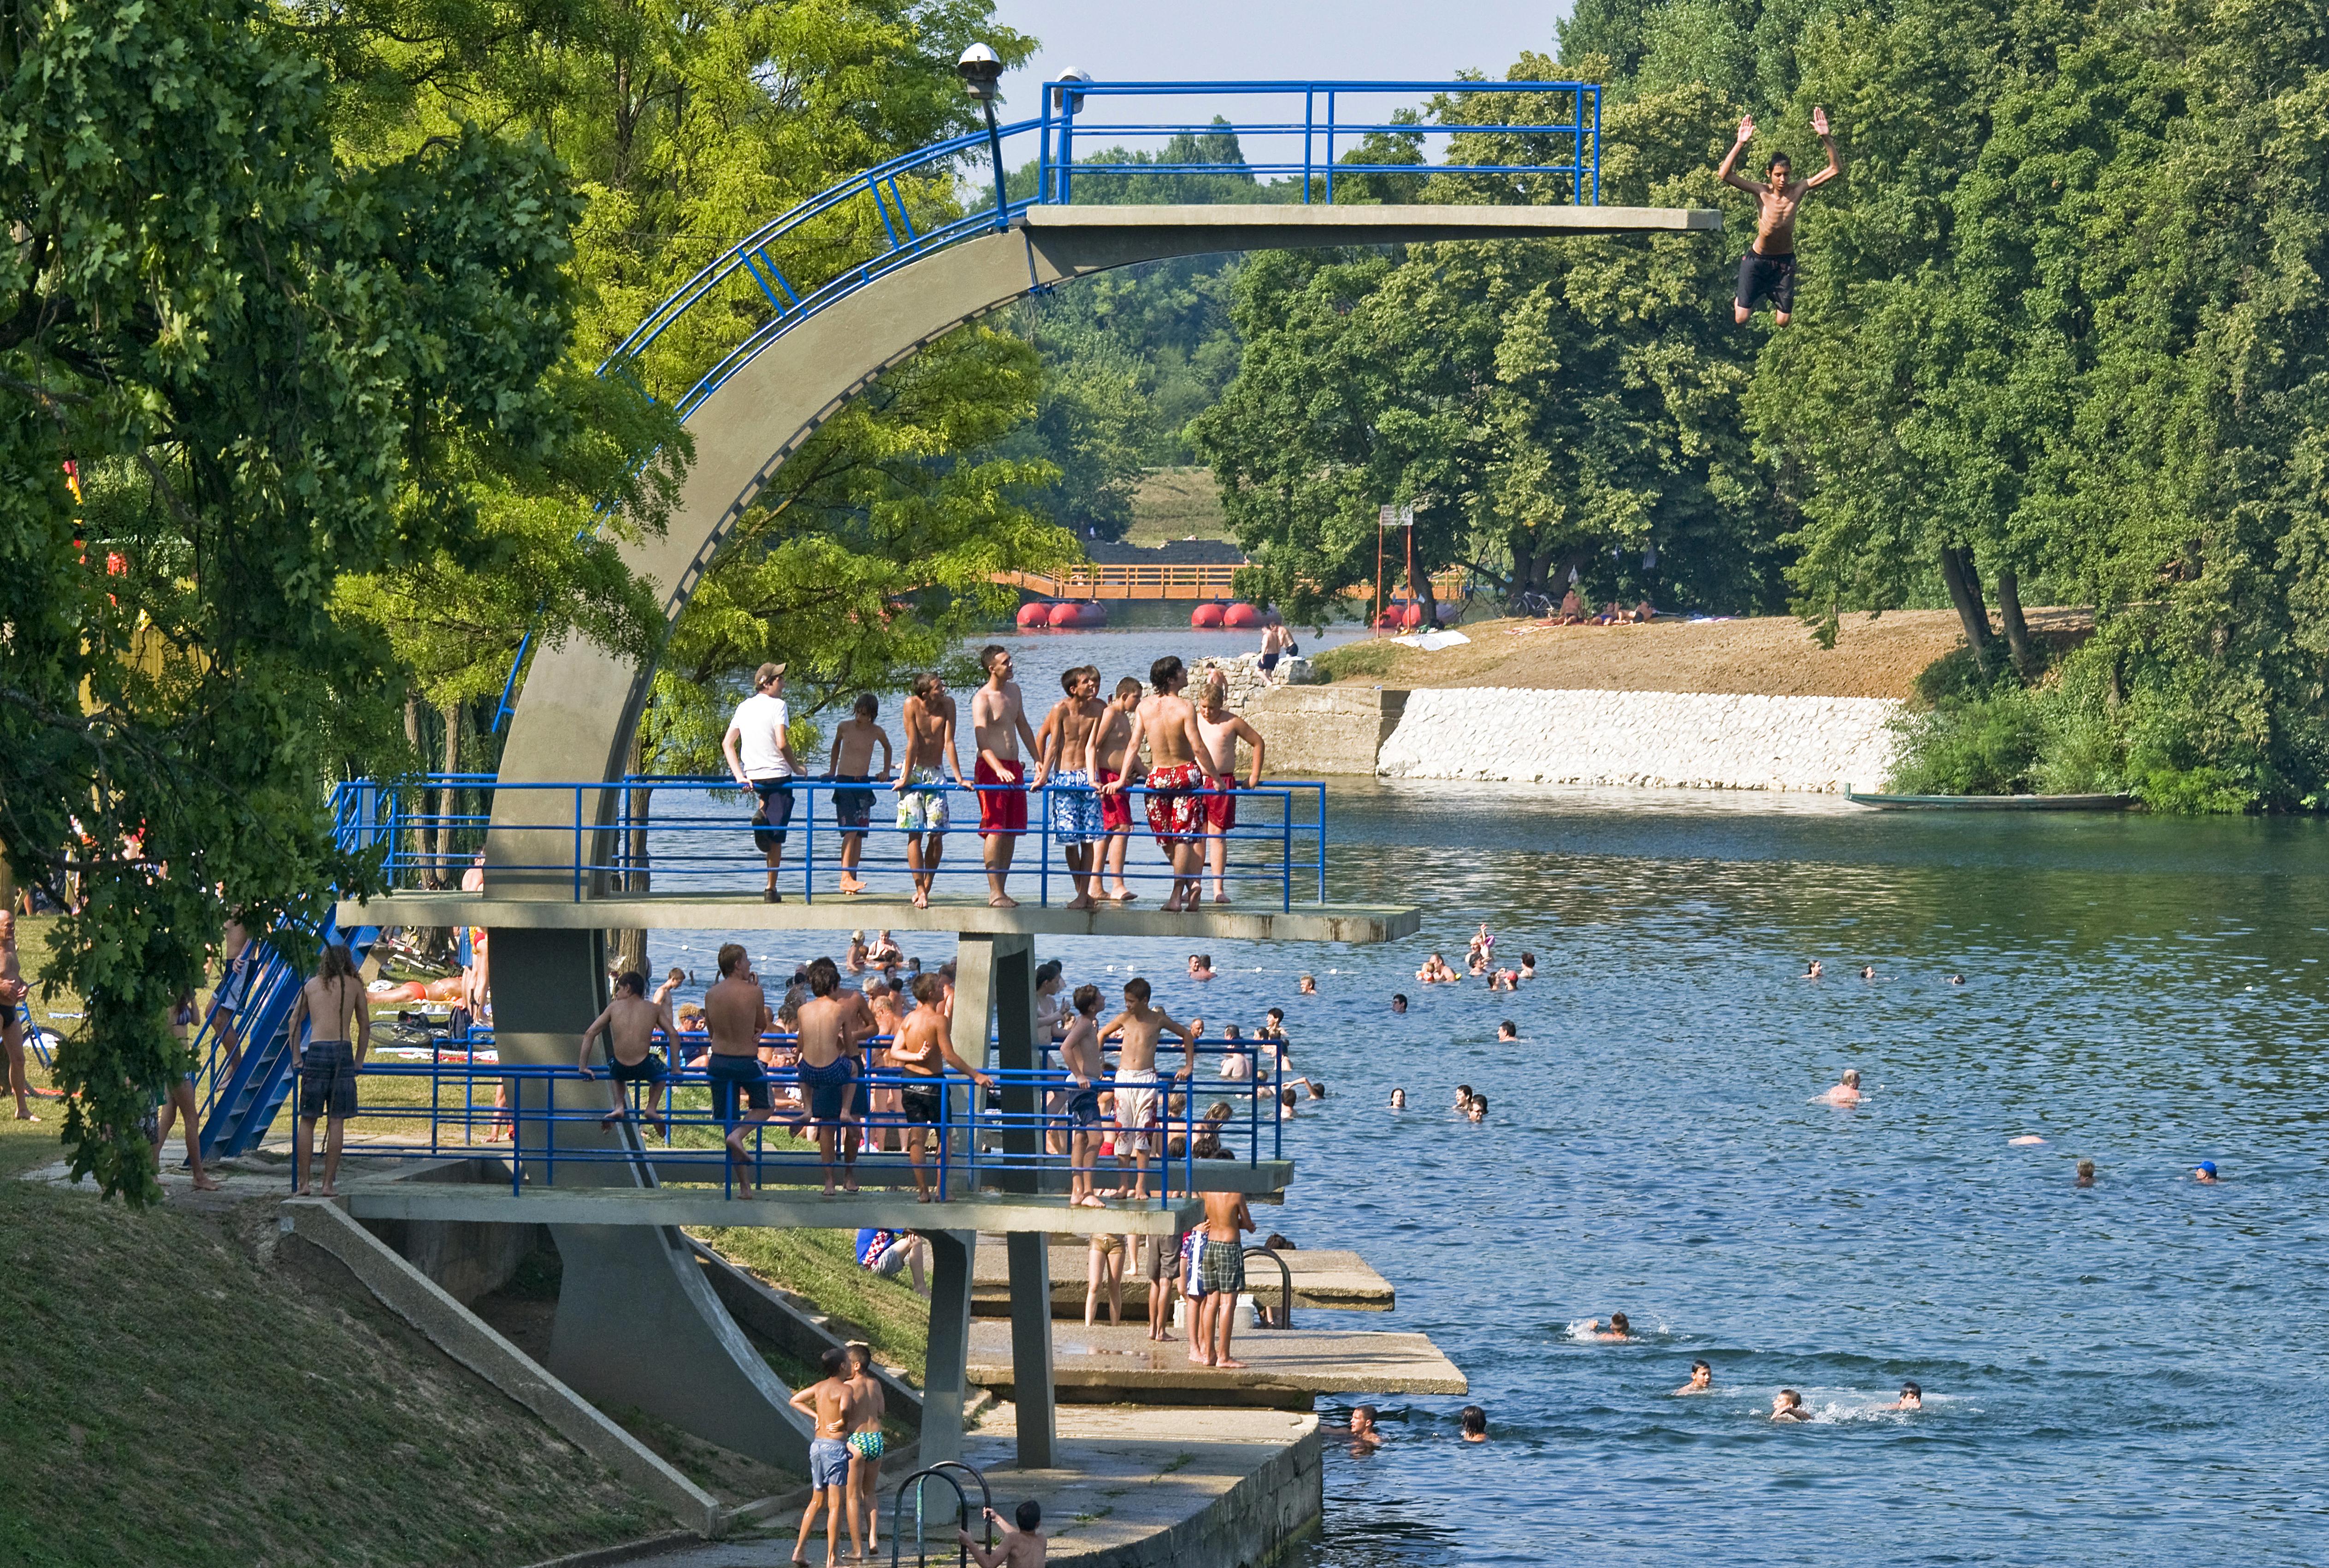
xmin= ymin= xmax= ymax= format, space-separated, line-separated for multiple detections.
xmin=728 ymin=692 xmax=793 ymax=780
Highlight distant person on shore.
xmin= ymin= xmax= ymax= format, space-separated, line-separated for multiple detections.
xmin=1258 ymin=618 xmax=1296 ymax=683
xmin=1459 ymin=1405 xmax=1490 ymax=1442
xmin=1771 ymin=1389 xmax=1814 ymax=1421
xmin=1633 ymin=598 xmax=1655 ymax=622
xmin=791 ymin=1347 xmax=861 ymax=1566
xmin=577 ymin=970 xmax=674 ymax=1133
xmin=970 ymin=645 xmax=1043 ymax=909
xmin=1194 ymin=1187 xmax=1256 ymax=1369
xmin=705 ymin=943 xmax=776 ymax=1197
xmin=2075 ymin=1160 xmax=2096 ymax=1187
xmin=1037 ymin=665 xmax=1108 ymax=909
xmin=1558 ymin=588 xmax=1584 ymax=624
xmin=1816 ymin=1069 xmax=1862 ymax=1106
xmin=0 ymin=910 xmax=33 ymax=1121
xmin=959 ymin=1502 xmax=1046 ymax=1568
xmin=285 ymin=942 xmax=370 ymax=1198
xmin=1878 ymin=1380 xmax=1922 ymax=1412
xmin=211 ymin=914 xmax=253 ymax=1079
xmin=1096 ymin=977 xmax=1196 ymax=1200
xmin=827 ymin=693 xmax=893 ymax=896
xmin=1109 ymin=656 xmax=1212 ymax=911
xmin=844 ymin=1343 xmax=889 ymax=1557
xmin=894 ymin=673 xmax=964 ymax=911
xmin=1089 ymin=676 xmax=1145 ymax=902
xmin=2193 ymin=1160 xmax=2219 ymax=1183
xmin=1676 ymin=1360 xmax=1714 ymax=1395
xmin=1195 ymin=666 xmax=1268 ymax=905
xmin=722 ymin=661 xmax=798 ymax=905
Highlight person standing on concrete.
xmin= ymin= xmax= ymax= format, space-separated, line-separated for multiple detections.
xmin=576 ymin=970 xmax=674 ymax=1133
xmin=722 ymin=662 xmax=798 ymax=904
xmin=1258 ymin=617 xmax=1294 ymax=683
xmin=790 ymin=1346 xmax=861 ymax=1566
xmin=153 ymin=992 xmax=221 ymax=1190
xmin=1107 ymin=657 xmax=1210 ymax=912
xmin=704 ymin=943 xmax=775 ymax=1197
xmin=1088 ymin=676 xmax=1145 ymax=902
xmin=970 ymin=645 xmax=1044 ymax=909
xmin=1195 ymin=1188 xmax=1254 ymax=1369
xmin=1194 ymin=668 xmax=1267 ymax=906
xmin=886 ymin=972 xmax=994 ymax=1201
xmin=827 ymin=693 xmax=893 ymax=896
xmin=1094 ymin=977 xmax=1196 ymax=1201
xmin=794 ymin=956 xmax=866 ymax=1196
xmin=844 ymin=1342 xmax=890 ymax=1557
xmin=893 ymin=672 xmax=964 ymax=910
xmin=284 ymin=942 xmax=370 ymax=1198
xmin=1037 ymin=665 xmax=1108 ymax=909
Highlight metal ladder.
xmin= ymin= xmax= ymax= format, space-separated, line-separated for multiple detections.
xmin=197 ymin=916 xmax=380 ymax=1161
xmin=888 ymin=1459 xmax=995 ymax=1567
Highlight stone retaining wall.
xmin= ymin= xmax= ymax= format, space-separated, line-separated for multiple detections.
xmin=1376 ymin=686 xmax=1903 ymax=791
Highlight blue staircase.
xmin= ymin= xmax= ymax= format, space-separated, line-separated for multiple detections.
xmin=198 ymin=916 xmax=381 ymax=1161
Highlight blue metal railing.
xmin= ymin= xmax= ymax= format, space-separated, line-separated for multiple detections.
xmin=315 ymin=1030 xmax=1288 ymax=1201
xmin=333 ymin=773 xmax=1330 ymax=910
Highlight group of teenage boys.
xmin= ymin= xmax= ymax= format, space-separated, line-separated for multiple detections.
xmin=722 ymin=650 xmax=1265 ymax=913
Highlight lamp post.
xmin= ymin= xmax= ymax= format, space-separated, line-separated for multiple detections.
xmin=956 ymin=44 xmax=1009 ymax=232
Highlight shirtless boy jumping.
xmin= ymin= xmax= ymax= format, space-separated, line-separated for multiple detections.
xmin=1717 ymin=108 xmax=1842 ymax=326
xmin=577 ymin=970 xmax=675 ymax=1133
xmin=1095 ymin=977 xmax=1195 ymax=1200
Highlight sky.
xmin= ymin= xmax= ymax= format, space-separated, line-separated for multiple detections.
xmin=987 ymin=0 xmax=1582 ymax=167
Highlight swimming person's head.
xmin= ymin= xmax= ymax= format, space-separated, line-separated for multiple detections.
xmin=2194 ymin=1160 xmax=2218 ymax=1182
xmin=1391 ymin=994 xmax=1407 ymax=1012
xmin=2075 ymin=1159 xmax=2095 ymax=1184
xmin=1456 ymin=1084 xmax=1473 ymax=1103
xmin=1459 ymin=1405 xmax=1487 ymax=1440
xmin=1841 ymin=1069 xmax=1861 ymax=1088
xmin=1608 ymin=1312 xmax=1630 ymax=1337
xmin=1390 ymin=1088 xmax=1407 ymax=1108
xmin=1497 ymin=1020 xmax=1517 ymax=1041
xmin=1351 ymin=1403 xmax=1378 ymax=1433
xmin=1688 ymin=1359 xmax=1712 ymax=1388
xmin=1775 ymin=1388 xmax=1803 ymax=1414
xmin=1466 ymin=1096 xmax=1487 ymax=1120
xmin=1898 ymin=1380 xmax=1921 ymax=1408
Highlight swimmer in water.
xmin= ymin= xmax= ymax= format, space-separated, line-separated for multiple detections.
xmin=1466 ymin=1095 xmax=1487 ymax=1123
xmin=2075 ymin=1159 xmax=2095 ymax=1187
xmin=1675 ymin=1359 xmax=1714 ymax=1395
xmin=1345 ymin=1403 xmax=1385 ymax=1450
xmin=1859 ymin=964 xmax=1877 ymax=981
xmin=1299 ymin=973 xmax=1317 ymax=994
xmin=1585 ymin=1313 xmax=1631 ymax=1342
xmin=1816 ymin=1068 xmax=1862 ymax=1106
xmin=1454 ymin=1084 xmax=1473 ymax=1112
xmin=1390 ymin=993 xmax=1407 ymax=1015
xmin=1458 ymin=1405 xmax=1489 ymax=1443
xmin=1496 ymin=1019 xmax=1517 ymax=1042
xmin=1389 ymin=1088 xmax=1407 ymax=1110
xmin=1803 ymin=959 xmax=1823 ymax=980
xmin=1947 ymin=974 xmax=1964 ymax=985
xmin=2193 ymin=1160 xmax=2218 ymax=1183
xmin=1771 ymin=1389 xmax=1813 ymax=1421
xmin=1877 ymin=1380 xmax=1922 ymax=1412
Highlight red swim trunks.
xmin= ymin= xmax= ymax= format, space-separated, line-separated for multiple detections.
xmin=1203 ymin=773 xmax=1237 ymax=832
xmin=1099 ymin=769 xmax=1132 ymax=833
xmin=975 ymin=757 xmax=1027 ymax=834
xmin=1146 ymin=762 xmax=1205 ymax=846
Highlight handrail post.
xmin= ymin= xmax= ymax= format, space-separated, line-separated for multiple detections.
xmin=1303 ymin=87 xmax=1314 ymax=203
xmin=804 ymin=781 xmax=815 ymax=904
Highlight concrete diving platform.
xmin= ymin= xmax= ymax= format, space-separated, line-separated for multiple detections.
xmin=967 ymin=1321 xmax=1467 ymax=1410
xmin=334 ymin=889 xmax=1419 ymax=946
xmin=340 ymin=1179 xmax=1201 ymax=1237
xmin=972 ymin=1242 xmax=1394 ymax=1318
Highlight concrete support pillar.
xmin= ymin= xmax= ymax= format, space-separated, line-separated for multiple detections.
xmin=921 ymin=1229 xmax=978 ymax=1464
xmin=1005 ymin=1230 xmax=1056 ymax=1468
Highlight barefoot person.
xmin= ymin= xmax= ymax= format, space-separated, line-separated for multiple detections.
xmin=1089 ymin=677 xmax=1144 ymax=901
xmin=704 ymin=943 xmax=775 ymax=1197
xmin=844 ymin=1343 xmax=889 ymax=1558
xmin=1194 ymin=668 xmax=1267 ymax=905
xmin=887 ymin=973 xmax=993 ymax=1201
xmin=1194 ymin=1187 xmax=1255 ymax=1368
xmin=789 ymin=1347 xmax=861 ymax=1568
xmin=721 ymin=662 xmax=798 ymax=904
xmin=1058 ymin=984 xmax=1108 ymax=1207
xmin=154 ymin=993 xmax=221 ymax=1190
xmin=1107 ymin=657 xmax=1209 ymax=911
xmin=0 ymin=910 xmax=34 ymax=1121
xmin=893 ymin=673 xmax=964 ymax=910
xmin=969 ymin=645 xmax=1044 ymax=908
xmin=1037 ymin=665 xmax=1109 ymax=909
xmin=284 ymin=942 xmax=370 ymax=1197
xmin=1718 ymin=107 xmax=1842 ymax=327
xmin=827 ymin=693 xmax=893 ymax=895
xmin=794 ymin=956 xmax=867 ymax=1195
xmin=576 ymin=970 xmax=674 ymax=1133
xmin=1095 ymin=977 xmax=1196 ymax=1200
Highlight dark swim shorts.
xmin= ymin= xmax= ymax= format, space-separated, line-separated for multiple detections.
xmin=831 ymin=775 xmax=875 ymax=829
xmin=798 ymin=1054 xmax=857 ymax=1122
xmin=610 ymin=1052 xmax=668 ymax=1086
xmin=299 ymin=1040 xmax=359 ymax=1119
xmin=1736 ymin=249 xmax=1798 ymax=313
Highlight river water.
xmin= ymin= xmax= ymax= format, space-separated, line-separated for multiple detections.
xmin=651 ymin=626 xmax=2329 ymax=1565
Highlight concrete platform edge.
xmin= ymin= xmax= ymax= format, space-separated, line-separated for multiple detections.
xmin=1059 ymin=1418 xmax=1324 ymax=1568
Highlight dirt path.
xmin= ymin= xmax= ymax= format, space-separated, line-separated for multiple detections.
xmin=1322 ymin=608 xmax=2090 ymax=701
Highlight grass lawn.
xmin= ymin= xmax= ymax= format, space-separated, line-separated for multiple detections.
xmin=690 ymin=1226 xmax=931 ymax=1386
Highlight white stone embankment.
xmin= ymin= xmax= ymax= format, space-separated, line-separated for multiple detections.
xmin=1374 ymin=687 xmax=1903 ymax=792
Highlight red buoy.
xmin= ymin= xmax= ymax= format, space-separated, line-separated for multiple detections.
xmin=1222 ymin=601 xmax=1261 ymax=629
xmin=1016 ymin=602 xmax=1051 ymax=629
xmin=1191 ymin=602 xmax=1226 ymax=629
xmin=1074 ymin=601 xmax=1108 ymax=627
xmin=1043 ymin=601 xmax=1079 ymax=627
xmin=1399 ymin=602 xmax=1426 ymax=629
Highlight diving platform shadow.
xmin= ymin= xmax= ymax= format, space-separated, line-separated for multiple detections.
xmin=968 ymin=1321 xmax=1467 ymax=1411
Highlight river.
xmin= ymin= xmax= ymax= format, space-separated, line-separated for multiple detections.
xmin=651 ymin=626 xmax=2329 ymax=1564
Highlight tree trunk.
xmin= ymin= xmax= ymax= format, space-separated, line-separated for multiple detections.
xmin=1994 ymin=567 xmax=2035 ymax=677
xmin=432 ymin=699 xmax=462 ymax=887
xmin=1938 ymin=546 xmax=1994 ymax=673
xmin=1409 ymin=560 xmax=1438 ymax=626
xmin=402 ymin=693 xmax=426 ymax=886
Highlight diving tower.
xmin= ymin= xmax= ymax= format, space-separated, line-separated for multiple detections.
xmin=325 ymin=78 xmax=1715 ymax=1488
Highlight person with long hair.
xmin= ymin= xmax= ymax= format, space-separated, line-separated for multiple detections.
xmin=284 ymin=942 xmax=370 ymax=1196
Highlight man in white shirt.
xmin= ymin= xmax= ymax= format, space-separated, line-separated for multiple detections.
xmin=722 ymin=662 xmax=799 ymax=903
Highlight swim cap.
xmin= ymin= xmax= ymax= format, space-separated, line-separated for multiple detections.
xmin=2197 ymin=1161 xmax=2217 ymax=1175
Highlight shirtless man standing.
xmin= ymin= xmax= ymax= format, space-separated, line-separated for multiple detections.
xmin=970 ymin=645 xmax=1044 ymax=908
xmin=284 ymin=942 xmax=371 ymax=1197
xmin=1057 ymin=983 xmax=1108 ymax=1207
xmin=1095 ymin=977 xmax=1195 ymax=1200
xmin=790 ymin=1347 xmax=861 ymax=1567
xmin=577 ymin=970 xmax=674 ymax=1132
xmin=1107 ymin=657 xmax=1210 ymax=912
xmin=827 ymin=692 xmax=893 ymax=895
xmin=1194 ymin=1187 xmax=1255 ymax=1369
xmin=1194 ymin=668 xmax=1267 ymax=906
xmin=1718 ymin=107 xmax=1842 ymax=326
xmin=703 ymin=943 xmax=775 ymax=1197
xmin=1038 ymin=665 xmax=1109 ymax=909
xmin=893 ymin=673 xmax=964 ymax=910
xmin=0 ymin=910 xmax=33 ymax=1121
xmin=887 ymin=972 xmax=994 ymax=1201
xmin=794 ymin=956 xmax=867 ymax=1195
xmin=1088 ymin=677 xmax=1145 ymax=903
